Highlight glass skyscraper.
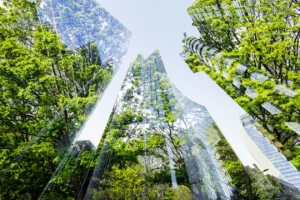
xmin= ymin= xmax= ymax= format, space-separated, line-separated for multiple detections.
xmin=183 ymin=34 xmax=300 ymax=192
xmin=80 ymin=51 xmax=237 ymax=199
xmin=38 ymin=0 xmax=131 ymax=70
xmin=186 ymin=0 xmax=300 ymax=140
xmin=35 ymin=0 xmax=132 ymax=198
xmin=183 ymin=0 xmax=300 ymax=190
xmin=0 ymin=1 xmax=131 ymax=198
xmin=58 ymin=50 xmax=297 ymax=199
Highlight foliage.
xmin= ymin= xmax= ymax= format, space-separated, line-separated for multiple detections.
xmin=251 ymin=171 xmax=280 ymax=200
xmin=85 ymin=106 xmax=181 ymax=199
xmin=83 ymin=53 xmax=196 ymax=199
xmin=215 ymin=136 xmax=283 ymax=200
xmin=0 ymin=0 xmax=112 ymax=199
xmin=291 ymin=148 xmax=300 ymax=170
xmin=186 ymin=0 xmax=300 ymax=162
xmin=94 ymin=163 xmax=146 ymax=199
xmin=215 ymin=137 xmax=254 ymax=199
xmin=163 ymin=185 xmax=194 ymax=200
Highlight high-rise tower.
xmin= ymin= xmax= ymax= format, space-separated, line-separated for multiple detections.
xmin=36 ymin=0 xmax=132 ymax=198
xmin=183 ymin=34 xmax=300 ymax=192
xmin=35 ymin=48 xmax=299 ymax=199
xmin=80 ymin=51 xmax=298 ymax=199
xmin=183 ymin=0 xmax=300 ymax=191
xmin=83 ymin=51 xmax=236 ymax=199
xmin=0 ymin=0 xmax=131 ymax=198
xmin=38 ymin=0 xmax=131 ymax=70
xmin=186 ymin=0 xmax=300 ymax=139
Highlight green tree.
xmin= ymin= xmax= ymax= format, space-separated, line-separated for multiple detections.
xmin=215 ymin=137 xmax=255 ymax=199
xmin=185 ymin=0 xmax=300 ymax=162
xmin=84 ymin=55 xmax=193 ymax=199
xmin=0 ymin=0 xmax=112 ymax=198
xmin=215 ymin=136 xmax=283 ymax=200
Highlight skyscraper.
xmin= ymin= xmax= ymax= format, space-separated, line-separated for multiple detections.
xmin=80 ymin=51 xmax=298 ymax=199
xmin=38 ymin=0 xmax=131 ymax=70
xmin=183 ymin=0 xmax=300 ymax=191
xmin=183 ymin=34 xmax=300 ymax=192
xmin=35 ymin=0 xmax=132 ymax=198
xmin=83 ymin=51 xmax=236 ymax=199
xmin=186 ymin=0 xmax=300 ymax=140
xmin=0 ymin=1 xmax=131 ymax=198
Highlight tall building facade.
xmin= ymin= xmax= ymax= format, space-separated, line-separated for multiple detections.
xmin=186 ymin=0 xmax=300 ymax=138
xmin=83 ymin=51 xmax=236 ymax=199
xmin=183 ymin=0 xmax=300 ymax=191
xmin=36 ymin=0 xmax=132 ymax=198
xmin=0 ymin=1 xmax=131 ymax=199
xmin=38 ymin=0 xmax=131 ymax=70
xmin=183 ymin=34 xmax=300 ymax=192
xmin=37 ymin=49 xmax=300 ymax=199
xmin=53 ymin=51 xmax=298 ymax=200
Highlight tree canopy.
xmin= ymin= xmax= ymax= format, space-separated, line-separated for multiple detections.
xmin=185 ymin=0 xmax=300 ymax=169
xmin=0 ymin=0 xmax=112 ymax=198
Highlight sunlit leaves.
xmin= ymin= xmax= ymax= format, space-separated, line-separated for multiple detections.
xmin=0 ymin=0 xmax=113 ymax=198
xmin=186 ymin=0 xmax=300 ymax=163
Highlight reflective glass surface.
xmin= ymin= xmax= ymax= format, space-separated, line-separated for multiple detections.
xmin=285 ymin=122 xmax=300 ymax=136
xmin=82 ymin=51 xmax=235 ymax=199
xmin=0 ymin=1 xmax=131 ymax=198
xmin=38 ymin=0 xmax=131 ymax=70
xmin=275 ymin=85 xmax=297 ymax=98
xmin=241 ymin=115 xmax=300 ymax=190
xmin=261 ymin=102 xmax=282 ymax=115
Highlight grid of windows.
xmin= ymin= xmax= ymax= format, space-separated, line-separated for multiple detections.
xmin=38 ymin=0 xmax=131 ymax=70
xmin=241 ymin=115 xmax=300 ymax=190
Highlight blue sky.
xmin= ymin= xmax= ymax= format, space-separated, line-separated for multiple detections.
xmin=78 ymin=0 xmax=257 ymax=166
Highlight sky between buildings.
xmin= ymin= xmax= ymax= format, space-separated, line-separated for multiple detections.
xmin=78 ymin=0 xmax=257 ymax=166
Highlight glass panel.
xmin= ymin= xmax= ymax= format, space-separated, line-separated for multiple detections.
xmin=223 ymin=70 xmax=229 ymax=79
xmin=196 ymin=41 xmax=204 ymax=52
xmin=38 ymin=0 xmax=131 ymax=71
xmin=214 ymin=52 xmax=224 ymax=61
xmin=205 ymin=7 xmax=213 ymax=20
xmin=223 ymin=58 xmax=235 ymax=68
xmin=207 ymin=48 xmax=218 ymax=58
xmin=213 ymin=5 xmax=222 ymax=17
xmin=240 ymin=114 xmax=255 ymax=126
xmin=241 ymin=115 xmax=300 ymax=191
xmin=236 ymin=63 xmax=248 ymax=73
xmin=275 ymin=85 xmax=297 ymax=98
xmin=200 ymin=8 xmax=208 ymax=20
xmin=285 ymin=122 xmax=300 ymax=136
xmin=201 ymin=46 xmax=210 ymax=58
xmin=261 ymin=102 xmax=282 ymax=115
xmin=245 ymin=87 xmax=258 ymax=99
xmin=233 ymin=78 xmax=241 ymax=88
xmin=221 ymin=3 xmax=231 ymax=17
xmin=188 ymin=38 xmax=197 ymax=51
xmin=250 ymin=72 xmax=268 ymax=82
xmin=232 ymin=0 xmax=245 ymax=17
